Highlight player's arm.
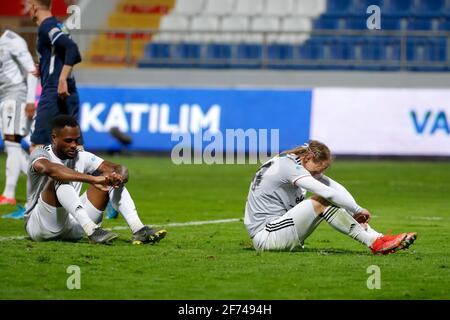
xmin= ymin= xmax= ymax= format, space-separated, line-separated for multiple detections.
xmin=315 ymin=174 xmax=371 ymax=222
xmin=293 ymin=175 xmax=364 ymax=215
xmin=57 ymin=65 xmax=73 ymax=98
xmin=50 ymin=29 xmax=82 ymax=98
xmin=32 ymin=158 xmax=110 ymax=191
xmin=315 ymin=174 xmax=357 ymax=203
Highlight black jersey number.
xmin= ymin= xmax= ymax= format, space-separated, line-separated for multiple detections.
xmin=250 ymin=161 xmax=272 ymax=191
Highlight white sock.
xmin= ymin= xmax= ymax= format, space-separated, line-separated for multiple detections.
xmin=322 ymin=206 xmax=377 ymax=247
xmin=80 ymin=192 xmax=103 ymax=225
xmin=365 ymin=224 xmax=382 ymax=239
xmin=2 ymin=141 xmax=22 ymax=199
xmin=56 ymin=183 xmax=97 ymax=236
xmin=109 ymin=186 xmax=144 ymax=233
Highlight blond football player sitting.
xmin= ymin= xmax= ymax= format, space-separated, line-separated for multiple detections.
xmin=244 ymin=140 xmax=416 ymax=254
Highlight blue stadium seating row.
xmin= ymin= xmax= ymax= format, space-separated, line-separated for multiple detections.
xmin=315 ymin=16 xmax=450 ymax=30
xmin=139 ymin=37 xmax=448 ymax=71
xmin=325 ymin=0 xmax=450 ymax=17
xmin=139 ymin=1 xmax=450 ymax=70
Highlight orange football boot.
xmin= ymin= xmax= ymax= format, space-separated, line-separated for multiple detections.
xmin=370 ymin=233 xmax=407 ymax=255
xmin=0 ymin=195 xmax=16 ymax=206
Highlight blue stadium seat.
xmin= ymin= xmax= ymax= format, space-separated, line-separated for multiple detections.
xmin=346 ymin=40 xmax=381 ymax=70
xmin=345 ymin=17 xmax=369 ymax=29
xmin=408 ymin=17 xmax=436 ymax=30
xmin=429 ymin=38 xmax=448 ymax=62
xmin=438 ymin=17 xmax=450 ymax=30
xmin=348 ymin=0 xmax=383 ymax=17
xmin=378 ymin=37 xmax=401 ymax=61
xmin=407 ymin=37 xmax=428 ymax=61
xmin=295 ymin=41 xmax=314 ymax=60
xmin=203 ymin=43 xmax=232 ymax=68
xmin=146 ymin=43 xmax=171 ymax=59
xmin=382 ymin=17 xmax=408 ymax=30
xmin=174 ymin=43 xmax=204 ymax=68
xmin=229 ymin=44 xmax=262 ymax=68
xmin=139 ymin=43 xmax=173 ymax=67
xmin=382 ymin=0 xmax=413 ymax=17
xmin=375 ymin=37 xmax=402 ymax=70
xmin=266 ymin=44 xmax=295 ymax=69
xmin=298 ymin=37 xmax=349 ymax=69
xmin=267 ymin=44 xmax=294 ymax=60
xmin=407 ymin=37 xmax=448 ymax=70
xmin=340 ymin=36 xmax=399 ymax=70
xmin=410 ymin=0 xmax=444 ymax=17
xmin=313 ymin=17 xmax=345 ymax=29
xmin=444 ymin=0 xmax=450 ymax=17
xmin=342 ymin=36 xmax=365 ymax=56
xmin=325 ymin=0 xmax=352 ymax=16
xmin=176 ymin=43 xmax=202 ymax=60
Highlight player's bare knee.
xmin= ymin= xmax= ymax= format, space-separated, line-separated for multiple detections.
xmin=41 ymin=180 xmax=61 ymax=207
xmin=86 ymin=186 xmax=109 ymax=211
xmin=310 ymin=195 xmax=331 ymax=215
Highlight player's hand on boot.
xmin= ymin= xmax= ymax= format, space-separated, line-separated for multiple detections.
xmin=354 ymin=209 xmax=371 ymax=223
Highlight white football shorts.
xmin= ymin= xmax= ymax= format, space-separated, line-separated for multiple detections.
xmin=252 ymin=200 xmax=323 ymax=251
xmin=25 ymin=192 xmax=101 ymax=242
xmin=0 ymin=99 xmax=30 ymax=137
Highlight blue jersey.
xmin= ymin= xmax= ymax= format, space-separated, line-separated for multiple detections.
xmin=36 ymin=17 xmax=81 ymax=92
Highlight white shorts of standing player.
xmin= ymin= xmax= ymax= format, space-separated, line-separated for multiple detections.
xmin=0 ymin=99 xmax=31 ymax=138
xmin=252 ymin=201 xmax=322 ymax=251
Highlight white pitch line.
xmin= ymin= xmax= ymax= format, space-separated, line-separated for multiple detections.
xmin=0 ymin=236 xmax=27 ymax=242
xmin=411 ymin=216 xmax=444 ymax=221
xmin=0 ymin=218 xmax=241 ymax=242
xmin=108 ymin=218 xmax=241 ymax=231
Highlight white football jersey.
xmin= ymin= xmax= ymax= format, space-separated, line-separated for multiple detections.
xmin=244 ymin=154 xmax=308 ymax=238
xmin=24 ymin=145 xmax=104 ymax=222
xmin=0 ymin=30 xmax=36 ymax=100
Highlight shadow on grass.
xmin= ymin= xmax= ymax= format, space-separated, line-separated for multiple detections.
xmin=241 ymin=244 xmax=369 ymax=255
xmin=295 ymin=247 xmax=369 ymax=255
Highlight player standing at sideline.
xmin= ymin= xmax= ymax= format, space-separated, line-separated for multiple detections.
xmin=26 ymin=0 xmax=81 ymax=151
xmin=26 ymin=0 xmax=119 ymax=219
xmin=25 ymin=115 xmax=167 ymax=244
xmin=0 ymin=26 xmax=38 ymax=208
xmin=244 ymin=140 xmax=417 ymax=254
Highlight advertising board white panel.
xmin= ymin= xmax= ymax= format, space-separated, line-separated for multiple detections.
xmin=311 ymin=88 xmax=450 ymax=156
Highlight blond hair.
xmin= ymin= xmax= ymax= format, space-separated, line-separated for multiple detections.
xmin=281 ymin=140 xmax=332 ymax=163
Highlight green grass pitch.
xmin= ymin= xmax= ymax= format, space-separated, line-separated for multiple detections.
xmin=0 ymin=155 xmax=449 ymax=299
